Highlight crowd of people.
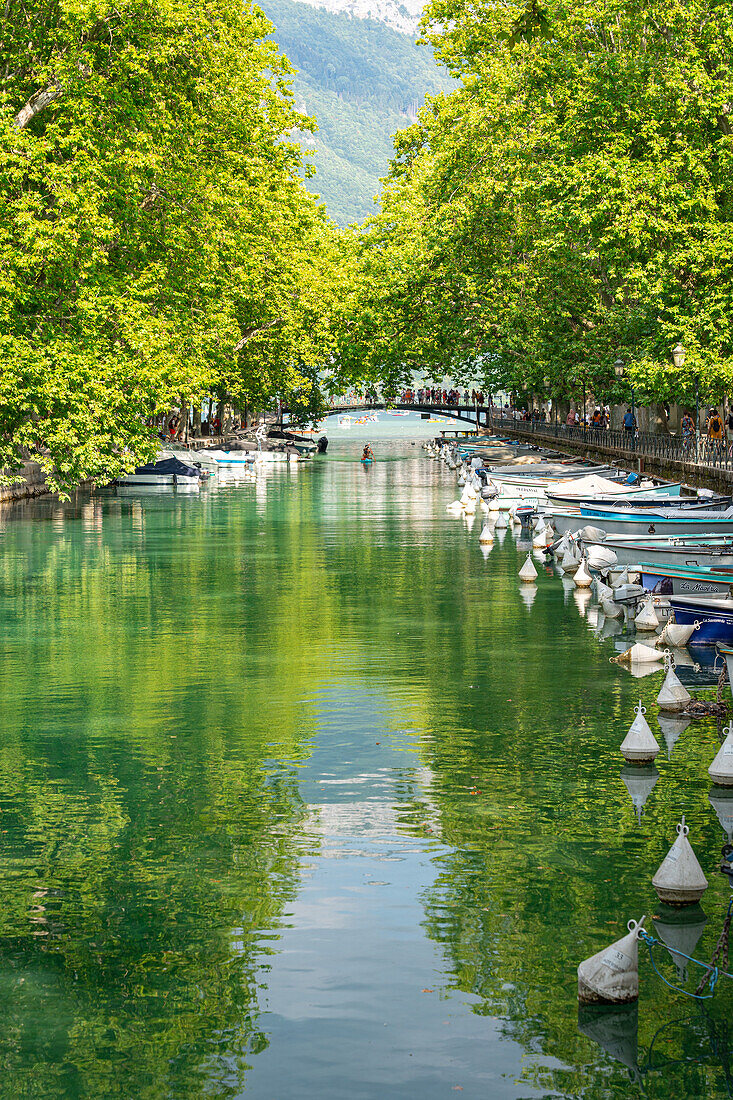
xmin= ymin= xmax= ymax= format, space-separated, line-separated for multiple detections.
xmin=399 ymin=388 xmax=488 ymax=405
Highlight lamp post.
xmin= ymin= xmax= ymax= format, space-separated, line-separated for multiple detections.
xmin=671 ymin=343 xmax=696 ymax=461
xmin=614 ymin=358 xmax=635 ymax=451
xmin=543 ymin=376 xmax=553 ymax=431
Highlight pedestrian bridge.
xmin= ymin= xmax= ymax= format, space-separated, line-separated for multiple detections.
xmin=295 ymin=401 xmax=494 ymax=428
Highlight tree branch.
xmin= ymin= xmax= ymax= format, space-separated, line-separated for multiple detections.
xmin=14 ymin=82 xmax=63 ymax=128
xmin=233 ymin=319 xmax=283 ymax=353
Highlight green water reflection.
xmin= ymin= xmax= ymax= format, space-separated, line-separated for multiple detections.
xmin=0 ymin=442 xmax=732 ymax=1098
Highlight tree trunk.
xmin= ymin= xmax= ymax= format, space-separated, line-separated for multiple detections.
xmin=611 ymin=403 xmax=626 ymax=430
xmin=650 ymin=403 xmax=670 ymax=435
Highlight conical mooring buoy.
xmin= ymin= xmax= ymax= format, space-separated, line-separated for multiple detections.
xmin=708 ymin=724 xmax=733 ymax=787
xmin=519 ymin=554 xmax=538 ymax=583
xmin=652 ymin=817 xmax=708 ymax=906
xmin=620 ymin=702 xmax=659 ymax=764
xmin=577 ymin=917 xmax=645 ymax=1005
xmin=656 ymin=657 xmax=692 ymax=713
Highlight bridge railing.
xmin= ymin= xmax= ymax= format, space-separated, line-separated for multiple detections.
xmin=489 ymin=412 xmax=733 ymax=471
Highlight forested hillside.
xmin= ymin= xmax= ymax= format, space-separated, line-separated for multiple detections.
xmin=261 ymin=0 xmax=452 ymax=224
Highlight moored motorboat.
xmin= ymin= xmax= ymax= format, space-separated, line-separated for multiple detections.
xmin=117 ymin=456 xmax=203 ymax=488
xmin=637 ymin=562 xmax=733 ymax=597
xmin=580 ymin=533 xmax=733 ymax=569
xmin=550 ymin=506 xmax=733 ymax=538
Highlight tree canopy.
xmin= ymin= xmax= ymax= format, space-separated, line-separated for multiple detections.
xmin=0 ymin=0 xmax=339 ymax=491
xmin=338 ymin=0 xmax=733 ymax=407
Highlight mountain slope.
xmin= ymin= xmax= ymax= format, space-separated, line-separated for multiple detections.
xmin=292 ymin=0 xmax=423 ymax=35
xmin=261 ymin=0 xmax=451 ymax=224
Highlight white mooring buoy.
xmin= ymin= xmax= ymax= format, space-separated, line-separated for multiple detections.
xmin=634 ymin=598 xmax=660 ymax=632
xmin=479 ymin=523 xmax=494 ymax=545
xmin=577 ymin=917 xmax=645 ymax=1005
xmin=560 ymin=548 xmax=581 ymax=575
xmin=620 ymin=702 xmax=660 ymax=764
xmin=601 ymin=597 xmax=624 ymax=620
xmin=595 ymin=579 xmax=614 ymax=602
xmin=518 ymin=554 xmax=538 ymax=583
xmin=574 ymin=557 xmax=593 ymax=588
xmin=494 ymin=512 xmax=508 ymax=529
xmin=656 ymin=657 xmax=692 ymax=713
xmin=656 ymin=617 xmax=699 ymax=648
xmin=708 ymin=724 xmax=733 ymax=787
xmin=652 ymin=817 xmax=708 ymax=906
xmin=616 ymin=642 xmax=663 ymax=665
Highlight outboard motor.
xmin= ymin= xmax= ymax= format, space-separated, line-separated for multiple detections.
xmin=515 ymin=504 xmax=536 ymax=530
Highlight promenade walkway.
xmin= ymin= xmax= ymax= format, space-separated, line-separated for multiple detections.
xmin=490 ymin=413 xmax=733 ymax=490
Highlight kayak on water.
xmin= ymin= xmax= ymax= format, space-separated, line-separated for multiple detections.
xmin=361 ymin=445 xmax=374 ymax=464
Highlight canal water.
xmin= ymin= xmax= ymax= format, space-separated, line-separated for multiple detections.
xmin=0 ymin=424 xmax=731 ymax=1097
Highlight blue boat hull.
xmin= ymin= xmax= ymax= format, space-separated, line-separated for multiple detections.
xmin=670 ymin=601 xmax=733 ymax=644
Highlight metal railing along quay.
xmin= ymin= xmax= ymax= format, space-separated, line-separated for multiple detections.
xmin=489 ymin=413 xmax=733 ymax=475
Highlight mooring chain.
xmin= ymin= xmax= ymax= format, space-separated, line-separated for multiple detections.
xmin=695 ymin=897 xmax=733 ymax=997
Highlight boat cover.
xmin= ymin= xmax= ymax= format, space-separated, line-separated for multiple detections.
xmin=557 ymin=474 xmax=639 ymax=496
xmin=135 ymin=457 xmax=200 ymax=477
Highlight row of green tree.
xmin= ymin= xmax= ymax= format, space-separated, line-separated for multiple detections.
xmin=342 ymin=0 xmax=733 ymax=412
xmin=5 ymin=0 xmax=733 ymax=492
xmin=0 ymin=0 xmax=347 ymax=492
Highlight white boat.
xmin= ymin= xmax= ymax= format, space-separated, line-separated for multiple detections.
xmin=203 ymin=449 xmax=257 ymax=467
xmin=550 ymin=505 xmax=733 ymax=538
xmin=582 ymin=533 xmax=733 ymax=569
xmin=489 ymin=469 xmax=638 ymax=510
xmin=117 ymin=456 xmax=202 ymax=488
xmin=167 ymin=448 xmax=220 ymax=474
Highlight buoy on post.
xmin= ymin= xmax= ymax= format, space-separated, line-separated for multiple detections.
xmin=577 ymin=918 xmax=645 ymax=1005
xmin=620 ymin=703 xmax=660 ymax=764
xmin=652 ymin=817 xmax=708 ymax=906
